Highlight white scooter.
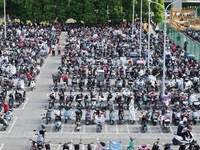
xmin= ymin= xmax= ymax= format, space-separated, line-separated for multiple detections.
xmin=30 ymin=80 xmax=36 ymax=91
xmin=172 ymin=132 xmax=195 ymax=145
xmin=4 ymin=110 xmax=13 ymax=121
xmin=129 ymin=104 xmax=137 ymax=124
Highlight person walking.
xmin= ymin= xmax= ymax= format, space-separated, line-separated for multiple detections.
xmin=51 ymin=43 xmax=56 ymax=56
xmin=57 ymin=43 xmax=62 ymax=55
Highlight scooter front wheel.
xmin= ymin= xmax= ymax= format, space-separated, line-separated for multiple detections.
xmin=193 ymin=120 xmax=197 ymax=125
xmin=172 ymin=138 xmax=179 ymax=145
xmin=130 ymin=120 xmax=135 ymax=124
xmin=110 ymin=120 xmax=114 ymax=125
xmin=85 ymin=120 xmax=90 ymax=125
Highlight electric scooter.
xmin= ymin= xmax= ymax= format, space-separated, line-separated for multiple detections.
xmin=127 ymin=137 xmax=134 ymax=150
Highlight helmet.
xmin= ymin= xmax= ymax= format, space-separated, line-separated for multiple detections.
xmin=179 ymin=121 xmax=183 ymax=125
xmin=130 ymin=137 xmax=134 ymax=141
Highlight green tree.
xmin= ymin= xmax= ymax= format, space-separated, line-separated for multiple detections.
xmin=67 ymin=0 xmax=83 ymax=22
xmin=43 ymin=0 xmax=56 ymax=23
xmin=94 ymin=0 xmax=108 ymax=24
xmin=122 ymin=0 xmax=163 ymax=25
xmin=55 ymin=0 xmax=68 ymax=23
xmin=151 ymin=0 xmax=164 ymax=24
xmin=81 ymin=0 xmax=96 ymax=24
xmin=122 ymin=0 xmax=134 ymax=22
xmin=134 ymin=0 xmax=148 ymax=23
xmin=0 ymin=0 xmax=164 ymax=25
xmin=108 ymin=0 xmax=123 ymax=23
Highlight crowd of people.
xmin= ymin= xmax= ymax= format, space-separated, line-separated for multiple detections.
xmin=184 ymin=27 xmax=200 ymax=43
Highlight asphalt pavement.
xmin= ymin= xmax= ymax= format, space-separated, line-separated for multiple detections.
xmin=0 ymin=31 xmax=200 ymax=150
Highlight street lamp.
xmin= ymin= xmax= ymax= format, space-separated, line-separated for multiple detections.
xmin=4 ymin=0 xmax=6 ymax=39
xmin=131 ymin=0 xmax=135 ymax=41
xmin=148 ymin=0 xmax=181 ymax=96
xmin=139 ymin=0 xmax=143 ymax=58
xmin=147 ymin=1 xmax=151 ymax=68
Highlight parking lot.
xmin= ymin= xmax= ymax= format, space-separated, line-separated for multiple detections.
xmin=0 ymin=32 xmax=199 ymax=150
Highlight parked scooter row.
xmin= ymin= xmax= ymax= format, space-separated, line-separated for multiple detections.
xmin=59 ymin=137 xmax=199 ymax=150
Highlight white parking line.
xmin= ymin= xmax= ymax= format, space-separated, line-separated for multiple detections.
xmin=22 ymin=98 xmax=29 ymax=110
xmin=42 ymin=63 xmax=46 ymax=68
xmin=83 ymin=123 xmax=86 ymax=133
xmin=115 ymin=122 xmax=119 ymax=134
xmin=72 ymin=125 xmax=75 ymax=133
xmin=46 ymin=54 xmax=50 ymax=60
xmin=126 ymin=121 xmax=130 ymax=134
xmin=37 ymin=71 xmax=42 ymax=80
xmin=170 ymin=126 xmax=174 ymax=134
xmin=50 ymin=123 xmax=54 ymax=132
xmin=60 ymin=121 xmax=64 ymax=133
xmin=0 ymin=144 xmax=4 ymax=150
xmin=7 ymin=117 xmax=17 ymax=133
xmin=157 ymin=123 xmax=164 ymax=134
xmin=105 ymin=123 xmax=108 ymax=133
xmin=57 ymin=144 xmax=61 ymax=150
xmin=135 ymin=121 xmax=141 ymax=134
xmin=149 ymin=125 xmax=152 ymax=134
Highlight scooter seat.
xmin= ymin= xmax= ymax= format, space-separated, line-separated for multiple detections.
xmin=193 ymin=101 xmax=200 ymax=105
xmin=165 ymin=119 xmax=170 ymax=122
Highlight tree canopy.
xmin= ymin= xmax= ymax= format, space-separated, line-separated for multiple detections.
xmin=0 ymin=0 xmax=164 ymax=24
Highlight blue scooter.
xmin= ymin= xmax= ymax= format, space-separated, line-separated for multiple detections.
xmin=109 ymin=110 xmax=115 ymax=125
xmin=54 ymin=115 xmax=62 ymax=131
xmin=4 ymin=110 xmax=13 ymax=121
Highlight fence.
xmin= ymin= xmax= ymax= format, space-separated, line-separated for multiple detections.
xmin=186 ymin=36 xmax=200 ymax=62
xmin=158 ymin=21 xmax=200 ymax=62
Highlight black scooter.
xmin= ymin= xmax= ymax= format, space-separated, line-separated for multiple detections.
xmin=152 ymin=138 xmax=160 ymax=150
xmin=84 ymin=142 xmax=93 ymax=150
xmin=72 ymin=139 xmax=82 ymax=150
xmin=163 ymin=143 xmax=173 ymax=150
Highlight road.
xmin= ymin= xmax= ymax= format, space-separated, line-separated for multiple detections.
xmin=0 ymin=31 xmax=199 ymax=150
